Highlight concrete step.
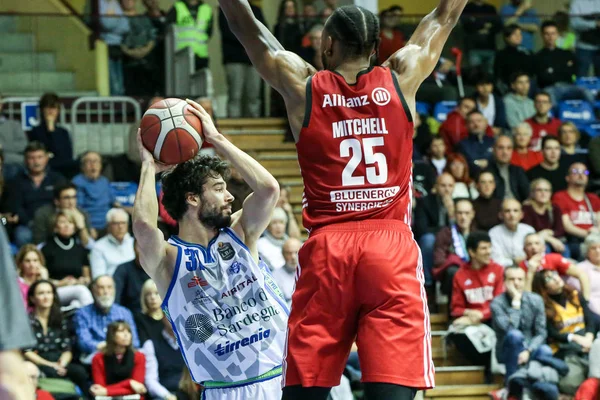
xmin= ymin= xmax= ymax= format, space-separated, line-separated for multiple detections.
xmin=434 ymin=366 xmax=485 ymax=386
xmin=0 ymin=33 xmax=35 ymax=52
xmin=0 ymin=16 xmax=17 ymax=33
xmin=0 ymin=71 xmax=75 ymax=92
xmin=425 ymin=384 xmax=502 ymax=400
xmin=0 ymin=52 xmax=56 ymax=73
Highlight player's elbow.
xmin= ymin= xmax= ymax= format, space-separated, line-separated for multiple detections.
xmin=259 ymin=177 xmax=281 ymax=202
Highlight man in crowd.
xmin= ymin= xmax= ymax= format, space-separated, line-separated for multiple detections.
xmin=486 ymin=135 xmax=530 ymax=202
xmin=0 ymin=94 xmax=27 ymax=180
xmin=449 ymin=232 xmax=504 ymax=380
xmin=90 ymin=208 xmax=135 ymax=277
xmin=473 ymin=74 xmax=509 ymax=134
xmin=473 ymin=171 xmax=502 ymax=231
xmin=7 ymin=141 xmax=66 ymax=246
xmin=113 ymin=239 xmax=150 ymax=313
xmin=553 ymin=162 xmax=600 ymax=260
xmin=74 ymin=275 xmax=139 ymax=363
xmin=272 ymin=237 xmax=302 ymax=306
xmin=519 ymin=232 xmax=590 ymax=297
xmin=72 ymin=151 xmax=118 ymax=234
xmin=525 ymin=92 xmax=562 ymax=152
xmin=32 ymin=182 xmax=95 ymax=246
xmin=490 ymin=199 xmax=535 ymax=267
xmin=456 ymin=111 xmax=495 ymax=175
xmin=493 ymin=24 xmax=533 ymax=90
xmin=427 ymin=136 xmax=447 ymax=176
xmin=433 ymin=198 xmax=476 ymax=313
xmin=504 ymin=72 xmax=535 ymax=130
xmin=527 ymin=136 xmax=569 ymax=192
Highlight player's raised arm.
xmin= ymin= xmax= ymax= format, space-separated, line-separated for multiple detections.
xmin=132 ymin=131 xmax=174 ymax=280
xmin=383 ymin=0 xmax=468 ymax=95
xmin=218 ymin=0 xmax=315 ymax=99
xmin=186 ymin=100 xmax=280 ymax=255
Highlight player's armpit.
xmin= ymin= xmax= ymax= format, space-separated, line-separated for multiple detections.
xmin=382 ymin=0 xmax=467 ymax=94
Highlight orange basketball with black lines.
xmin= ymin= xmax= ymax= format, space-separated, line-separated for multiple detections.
xmin=140 ymin=98 xmax=203 ymax=165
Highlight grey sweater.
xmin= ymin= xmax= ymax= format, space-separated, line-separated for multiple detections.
xmin=0 ymin=117 xmax=26 ymax=165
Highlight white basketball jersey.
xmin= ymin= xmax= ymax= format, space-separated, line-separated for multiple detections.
xmin=162 ymin=228 xmax=289 ymax=384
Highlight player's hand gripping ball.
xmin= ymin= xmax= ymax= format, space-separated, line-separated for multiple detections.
xmin=140 ymin=98 xmax=204 ymax=165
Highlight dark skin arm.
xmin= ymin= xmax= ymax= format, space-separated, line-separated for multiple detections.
xmin=382 ymin=0 xmax=468 ymax=118
xmin=218 ymin=0 xmax=315 ymax=139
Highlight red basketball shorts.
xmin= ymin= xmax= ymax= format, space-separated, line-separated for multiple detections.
xmin=282 ymin=219 xmax=435 ymax=390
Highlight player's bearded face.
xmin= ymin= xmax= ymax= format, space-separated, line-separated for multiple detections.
xmin=197 ymin=194 xmax=232 ymax=229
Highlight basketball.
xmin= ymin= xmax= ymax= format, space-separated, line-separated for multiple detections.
xmin=140 ymin=98 xmax=204 ymax=165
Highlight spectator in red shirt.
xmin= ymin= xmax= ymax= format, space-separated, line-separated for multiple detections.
xmin=449 ymin=232 xmax=504 ymax=379
xmin=519 ymin=233 xmax=590 ymax=298
xmin=377 ymin=6 xmax=405 ymax=65
xmin=525 ymin=92 xmax=562 ymax=151
xmin=91 ymin=321 xmax=146 ymax=399
xmin=553 ymin=162 xmax=600 ymax=260
xmin=522 ymin=178 xmax=567 ymax=255
xmin=440 ymin=98 xmax=494 ymax=152
xmin=510 ymin=123 xmax=543 ymax=171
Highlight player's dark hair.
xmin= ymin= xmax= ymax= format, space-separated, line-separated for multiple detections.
xmin=53 ymin=182 xmax=77 ymax=200
xmin=509 ymin=71 xmax=529 ymax=84
xmin=161 ymin=155 xmax=230 ymax=221
xmin=541 ymin=135 xmax=560 ymax=149
xmin=324 ymin=5 xmax=380 ymax=61
xmin=541 ymin=20 xmax=558 ymax=32
xmin=25 ymin=141 xmax=47 ymax=154
xmin=466 ymin=231 xmax=491 ymax=252
xmin=503 ymin=23 xmax=521 ymax=39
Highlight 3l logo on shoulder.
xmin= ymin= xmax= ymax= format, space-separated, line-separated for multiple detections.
xmin=217 ymin=242 xmax=235 ymax=261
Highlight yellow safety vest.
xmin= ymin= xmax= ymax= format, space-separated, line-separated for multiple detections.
xmin=549 ymin=290 xmax=586 ymax=353
xmin=174 ymin=1 xmax=212 ymax=59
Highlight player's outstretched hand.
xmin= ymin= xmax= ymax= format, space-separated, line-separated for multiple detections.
xmin=136 ymin=128 xmax=174 ymax=173
xmin=185 ymin=98 xmax=221 ymax=144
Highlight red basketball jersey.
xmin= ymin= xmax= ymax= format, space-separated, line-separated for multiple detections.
xmin=296 ymin=66 xmax=414 ymax=231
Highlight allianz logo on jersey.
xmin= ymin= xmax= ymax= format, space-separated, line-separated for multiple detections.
xmin=322 ymin=87 xmax=391 ymax=109
xmin=213 ymin=328 xmax=272 ymax=356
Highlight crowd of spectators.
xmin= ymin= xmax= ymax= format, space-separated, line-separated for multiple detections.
xmin=2 ymin=0 xmax=600 ymax=398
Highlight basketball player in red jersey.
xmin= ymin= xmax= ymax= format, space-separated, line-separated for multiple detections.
xmin=219 ymin=1 xmax=467 ymax=398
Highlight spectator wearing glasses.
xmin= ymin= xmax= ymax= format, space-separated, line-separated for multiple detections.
xmin=525 ymin=92 xmax=562 ymax=152
xmin=32 ymin=182 xmax=95 ymax=246
xmin=553 ymin=162 xmax=600 ymax=260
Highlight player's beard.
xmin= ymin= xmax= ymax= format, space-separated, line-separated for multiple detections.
xmin=198 ymin=201 xmax=231 ymax=230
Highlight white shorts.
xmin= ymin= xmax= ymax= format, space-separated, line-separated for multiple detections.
xmin=201 ymin=375 xmax=282 ymax=400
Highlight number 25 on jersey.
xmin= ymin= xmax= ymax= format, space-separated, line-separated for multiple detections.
xmin=340 ymin=137 xmax=388 ymax=187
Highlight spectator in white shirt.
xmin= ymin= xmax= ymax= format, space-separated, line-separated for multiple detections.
xmin=257 ymin=207 xmax=289 ymax=271
xmin=90 ymin=208 xmax=135 ymax=277
xmin=569 ymin=234 xmax=600 ymax=316
xmin=490 ymin=199 xmax=536 ymax=267
xmin=272 ymin=238 xmax=301 ymax=305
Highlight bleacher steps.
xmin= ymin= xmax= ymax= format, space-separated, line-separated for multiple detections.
xmin=0 ymin=52 xmax=57 ymax=73
xmin=434 ymin=366 xmax=485 ymax=385
xmin=0 ymin=32 xmax=35 ymax=52
xmin=0 ymin=71 xmax=75 ymax=92
xmin=424 ymin=384 xmax=502 ymax=400
xmin=0 ymin=16 xmax=17 ymax=33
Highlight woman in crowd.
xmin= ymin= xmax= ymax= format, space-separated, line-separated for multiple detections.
xmin=16 ymin=244 xmax=92 ymax=311
xmin=23 ymin=280 xmax=90 ymax=394
xmin=91 ymin=321 xmax=146 ymax=398
xmin=42 ymin=212 xmax=91 ymax=287
xmin=443 ymin=153 xmax=478 ymax=199
xmin=522 ymin=178 xmax=568 ymax=256
xmin=28 ymin=93 xmax=76 ymax=178
xmin=533 ymin=270 xmax=600 ymax=394
xmin=141 ymin=316 xmax=185 ymax=400
xmin=510 ymin=123 xmax=543 ymax=171
xmin=134 ymin=279 xmax=165 ymax=344
xmin=274 ymin=0 xmax=303 ymax=54
xmin=257 ymin=207 xmax=289 ymax=271
xmin=568 ymin=234 xmax=600 ymax=317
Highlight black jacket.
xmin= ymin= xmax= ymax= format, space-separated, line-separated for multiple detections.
xmin=414 ymin=194 xmax=451 ymax=239
xmin=218 ymin=5 xmax=266 ymax=65
xmin=486 ymin=161 xmax=530 ymax=202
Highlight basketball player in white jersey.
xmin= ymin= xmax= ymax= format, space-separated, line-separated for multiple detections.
xmin=132 ymin=100 xmax=289 ymax=399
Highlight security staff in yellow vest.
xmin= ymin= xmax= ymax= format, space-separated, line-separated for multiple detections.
xmin=532 ymin=270 xmax=598 ymax=356
xmin=166 ymin=0 xmax=213 ymax=70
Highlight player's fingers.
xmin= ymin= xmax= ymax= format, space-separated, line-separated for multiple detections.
xmin=136 ymin=128 xmax=144 ymax=150
xmin=185 ymin=98 xmax=209 ymax=118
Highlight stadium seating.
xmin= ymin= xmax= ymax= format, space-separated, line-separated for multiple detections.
xmin=558 ymin=100 xmax=596 ymax=123
xmin=433 ymin=101 xmax=457 ymax=122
